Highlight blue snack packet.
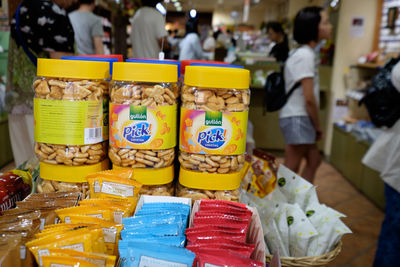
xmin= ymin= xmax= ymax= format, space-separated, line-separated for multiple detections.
xmin=121 ymin=223 xmax=181 ymax=237
xmin=119 ymin=235 xmax=186 ymax=247
xmin=119 ymin=242 xmax=195 ymax=267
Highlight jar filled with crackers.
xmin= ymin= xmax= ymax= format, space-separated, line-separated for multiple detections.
xmin=110 ymin=61 xmax=178 ymax=195
xmin=34 ymin=59 xmax=110 ymax=195
xmin=178 ymin=65 xmax=250 ymax=202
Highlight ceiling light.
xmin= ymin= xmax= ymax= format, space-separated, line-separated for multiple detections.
xmin=171 ymin=0 xmax=178 ymax=2
xmin=189 ymin=9 xmax=197 ymax=18
xmin=156 ymin=3 xmax=166 ymax=15
xmin=176 ymin=6 xmax=182 ymax=11
xmin=174 ymin=2 xmax=181 ymax=7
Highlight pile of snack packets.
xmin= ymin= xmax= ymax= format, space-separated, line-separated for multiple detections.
xmin=186 ymin=199 xmax=264 ymax=267
xmin=241 ymin=159 xmax=352 ymax=257
xmin=119 ymin=196 xmax=195 ymax=266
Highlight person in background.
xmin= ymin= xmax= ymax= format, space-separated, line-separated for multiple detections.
xmin=6 ymin=0 xmax=75 ymax=166
xmin=362 ymin=62 xmax=400 ymax=267
xmin=130 ymin=0 xmax=168 ymax=59
xmin=202 ymin=27 xmax=216 ymax=60
xmin=266 ymin=21 xmax=289 ymax=63
xmin=279 ymin=7 xmax=332 ymax=183
xmin=179 ymin=19 xmax=206 ymax=61
xmin=69 ymin=0 xmax=104 ymax=55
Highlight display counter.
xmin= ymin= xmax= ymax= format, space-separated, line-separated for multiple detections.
xmin=330 ymin=125 xmax=385 ymax=209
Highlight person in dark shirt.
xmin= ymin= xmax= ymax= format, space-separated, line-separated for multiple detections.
xmin=6 ymin=0 xmax=76 ymax=166
xmin=266 ymin=22 xmax=289 ymax=63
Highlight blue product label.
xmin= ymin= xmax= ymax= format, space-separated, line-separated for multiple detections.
xmin=122 ymin=122 xmax=152 ymax=143
xmin=197 ymin=127 xmax=227 ymax=149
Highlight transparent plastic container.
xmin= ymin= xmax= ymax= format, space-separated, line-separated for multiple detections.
xmin=176 ymin=183 xmax=240 ymax=202
xmin=109 ymin=62 xmax=179 ymax=169
xmin=34 ymin=59 xmax=110 ymax=194
xmin=179 ymin=65 xmax=250 ymax=174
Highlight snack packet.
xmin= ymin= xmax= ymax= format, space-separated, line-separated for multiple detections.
xmin=79 ymin=198 xmax=133 ymax=222
xmin=67 ymin=215 xmax=123 ymax=255
xmin=26 ymin=227 xmax=106 ymax=266
xmin=0 ymin=170 xmax=32 ymax=211
xmin=122 ymin=223 xmax=182 ymax=237
xmin=186 ymin=229 xmax=247 ymax=243
xmin=46 ymin=248 xmax=116 ymax=267
xmin=41 ymin=255 xmax=98 ymax=267
xmin=119 ymin=235 xmax=186 ymax=247
xmin=286 ymin=203 xmax=318 ymax=257
xmin=241 ymin=149 xmax=277 ymax=198
xmin=118 ymin=241 xmax=195 ymax=267
xmin=0 ymin=235 xmax=22 ymax=267
xmin=191 ymin=249 xmax=264 ymax=267
xmin=305 ymin=203 xmax=352 ymax=256
xmin=186 ymin=241 xmax=254 ymax=257
xmin=55 ymin=206 xmax=113 ymax=223
xmin=273 ymin=165 xmax=317 ymax=210
xmin=86 ymin=169 xmax=141 ymax=203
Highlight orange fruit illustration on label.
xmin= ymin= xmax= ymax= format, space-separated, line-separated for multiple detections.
xmin=185 ymin=118 xmax=193 ymax=127
xmin=235 ymin=129 xmax=244 ymax=140
xmin=160 ymin=123 xmax=170 ymax=135
xmin=121 ymin=140 xmax=128 ymax=147
xmin=183 ymin=131 xmax=193 ymax=142
xmin=232 ymin=117 xmax=241 ymax=126
xmin=224 ymin=144 xmax=237 ymax=154
xmin=156 ymin=111 xmax=166 ymax=120
xmin=112 ymin=113 xmax=118 ymax=122
xmin=150 ymin=138 xmax=163 ymax=148
xmin=194 ymin=145 xmax=202 ymax=153
xmin=116 ymin=139 xmax=122 ymax=147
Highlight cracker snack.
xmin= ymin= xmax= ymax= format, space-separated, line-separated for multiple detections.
xmin=34 ymin=59 xmax=110 ymax=195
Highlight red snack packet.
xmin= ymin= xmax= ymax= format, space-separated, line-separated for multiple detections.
xmin=0 ymin=170 xmax=32 ymax=212
xmin=192 ymin=249 xmax=264 ymax=267
xmin=185 ymin=225 xmax=246 ymax=235
xmin=193 ymin=216 xmax=250 ymax=234
xmin=186 ymin=230 xmax=246 ymax=243
xmin=195 ymin=210 xmax=252 ymax=221
xmin=187 ymin=237 xmax=255 ymax=257
xmin=199 ymin=199 xmax=248 ymax=212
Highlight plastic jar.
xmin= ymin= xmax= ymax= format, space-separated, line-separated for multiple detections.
xmin=34 ymin=58 xmax=110 ymax=195
xmin=109 ymin=62 xmax=178 ymax=194
xmin=177 ymin=65 xmax=250 ymax=202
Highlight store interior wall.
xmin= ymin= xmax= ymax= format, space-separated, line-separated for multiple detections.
xmin=324 ymin=0 xmax=378 ymax=156
xmin=287 ymin=0 xmax=324 ymax=18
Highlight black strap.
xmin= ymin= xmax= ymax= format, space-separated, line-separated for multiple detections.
xmin=15 ymin=3 xmax=37 ymax=67
xmin=286 ymin=81 xmax=301 ymax=99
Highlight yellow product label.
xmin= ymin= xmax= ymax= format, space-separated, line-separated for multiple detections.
xmin=55 ymin=206 xmax=113 ymax=223
xmin=78 ymin=202 xmax=130 ymax=223
xmin=179 ymin=107 xmax=248 ymax=155
xmin=241 ymin=156 xmax=277 ymax=198
xmin=34 ymin=98 xmax=104 ymax=145
xmin=68 ymin=215 xmax=123 ymax=255
xmin=27 ymin=228 xmax=104 ymax=266
xmin=42 ymin=255 xmax=99 ymax=267
xmin=109 ymin=104 xmax=177 ymax=149
xmin=86 ymin=174 xmax=142 ymax=204
xmin=79 ymin=198 xmax=134 ymax=217
xmin=46 ymin=248 xmax=116 ymax=267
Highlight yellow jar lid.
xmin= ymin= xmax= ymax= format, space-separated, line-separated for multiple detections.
xmin=184 ymin=66 xmax=250 ymax=89
xmin=40 ymin=159 xmax=110 ymax=183
xmin=113 ymin=165 xmax=174 ymax=185
xmin=179 ymin=166 xmax=246 ymax=190
xmin=37 ymin=58 xmax=110 ymax=80
xmin=112 ymin=62 xmax=178 ymax=83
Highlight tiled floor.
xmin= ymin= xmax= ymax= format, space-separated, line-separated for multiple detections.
xmin=314 ymin=161 xmax=384 ymax=267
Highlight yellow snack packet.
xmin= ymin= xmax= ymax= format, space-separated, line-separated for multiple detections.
xmin=68 ymin=215 xmax=123 ymax=255
xmin=26 ymin=227 xmax=106 ymax=266
xmin=35 ymin=224 xmax=93 ymax=239
xmin=55 ymin=206 xmax=113 ymax=223
xmin=46 ymin=248 xmax=116 ymax=267
xmin=241 ymin=150 xmax=277 ymax=198
xmin=79 ymin=199 xmax=132 ymax=223
xmin=86 ymin=170 xmax=142 ymax=203
xmin=42 ymin=255 xmax=98 ymax=267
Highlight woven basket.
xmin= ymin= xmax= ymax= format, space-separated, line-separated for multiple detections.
xmin=265 ymin=241 xmax=342 ymax=267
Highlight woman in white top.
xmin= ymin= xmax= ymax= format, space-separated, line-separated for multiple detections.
xmin=279 ymin=7 xmax=332 ymax=183
xmin=179 ymin=19 xmax=206 ymax=61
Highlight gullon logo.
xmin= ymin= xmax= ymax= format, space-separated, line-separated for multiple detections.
xmin=197 ymin=128 xmax=226 ymax=149
xmin=123 ymin=122 xmax=152 ymax=143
